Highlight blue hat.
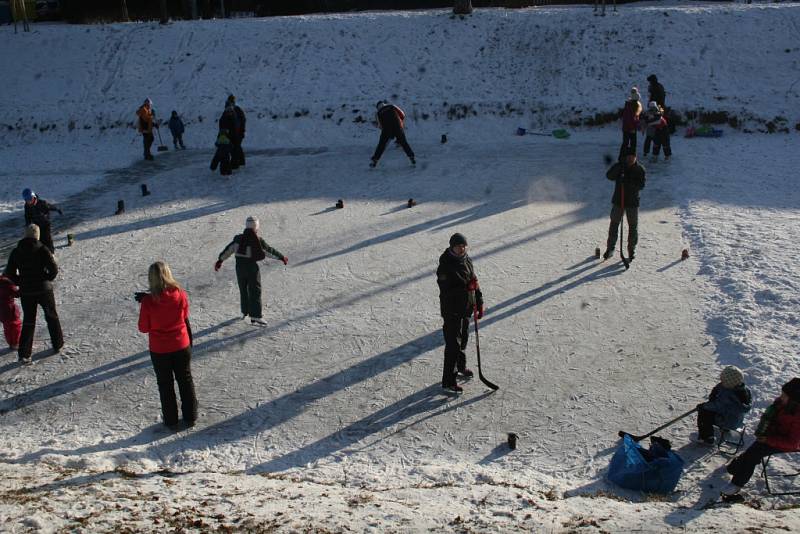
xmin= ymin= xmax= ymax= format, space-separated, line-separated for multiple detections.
xmin=22 ymin=188 xmax=35 ymax=202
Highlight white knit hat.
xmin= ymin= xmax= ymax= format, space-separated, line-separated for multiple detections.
xmin=649 ymin=101 xmax=660 ymax=111
xmin=245 ymin=216 xmax=259 ymax=231
xmin=24 ymin=224 xmax=40 ymax=240
xmin=720 ymin=366 xmax=744 ymax=389
xmin=630 ymin=87 xmax=640 ymax=101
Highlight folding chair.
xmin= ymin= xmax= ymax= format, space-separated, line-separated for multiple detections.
xmin=714 ymin=424 xmax=745 ymax=456
xmin=761 ymin=452 xmax=800 ymax=496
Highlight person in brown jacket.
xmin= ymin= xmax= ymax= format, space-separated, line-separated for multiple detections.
xmin=136 ymin=98 xmax=157 ymax=161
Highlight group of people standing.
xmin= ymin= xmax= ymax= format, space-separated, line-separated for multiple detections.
xmin=619 ymin=74 xmax=672 ymax=163
xmin=211 ymin=94 xmax=247 ymax=176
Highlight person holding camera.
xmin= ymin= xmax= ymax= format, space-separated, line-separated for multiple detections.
xmin=137 ymin=261 xmax=197 ymax=430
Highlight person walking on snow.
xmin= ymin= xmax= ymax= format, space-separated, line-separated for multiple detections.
xmin=22 ymin=188 xmax=62 ymax=254
xmin=720 ymin=378 xmax=800 ymax=497
xmin=215 ymin=216 xmax=288 ymax=326
xmin=437 ymin=233 xmax=484 ymax=393
xmin=168 ymin=111 xmax=186 ymax=150
xmin=136 ymin=98 xmax=158 ymax=161
xmin=603 ymin=151 xmax=646 ymax=261
xmin=0 ymin=274 xmax=22 ymax=351
xmin=370 ymin=100 xmax=415 ymax=168
xmin=224 ymin=95 xmax=246 ymax=168
xmin=137 ymin=261 xmax=197 ymax=431
xmin=3 ymin=224 xmax=64 ymax=365
xmin=695 ymin=366 xmax=752 ymax=444
xmin=619 ymin=87 xmax=642 ymax=161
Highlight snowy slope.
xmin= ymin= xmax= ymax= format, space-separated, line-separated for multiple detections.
xmin=1 ymin=2 xmax=800 ymax=532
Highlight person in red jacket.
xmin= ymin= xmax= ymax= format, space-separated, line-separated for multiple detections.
xmin=0 ymin=274 xmax=21 ymax=351
xmin=137 ymin=261 xmax=197 ymax=430
xmin=721 ymin=378 xmax=800 ymax=496
xmin=619 ymin=87 xmax=642 ymax=161
xmin=370 ymin=100 xmax=415 ymax=168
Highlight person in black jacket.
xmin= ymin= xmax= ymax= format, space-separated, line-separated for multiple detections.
xmin=225 ymin=95 xmax=246 ymax=168
xmin=3 ymin=224 xmax=64 ymax=365
xmin=22 ymin=188 xmax=62 ymax=254
xmin=437 ymin=233 xmax=484 ymax=393
xmin=647 ymin=74 xmax=666 ymax=109
xmin=603 ymin=151 xmax=646 ymax=261
xmin=215 ymin=216 xmax=287 ymax=326
xmin=370 ymin=100 xmax=415 ymax=168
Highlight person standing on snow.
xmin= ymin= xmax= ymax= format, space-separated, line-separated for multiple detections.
xmin=168 ymin=110 xmax=186 ymax=150
xmin=224 ymin=95 xmax=246 ymax=169
xmin=3 ymin=224 xmax=64 ymax=365
xmin=602 ymin=151 xmax=646 ymax=262
xmin=0 ymin=274 xmax=22 ymax=352
xmin=437 ymin=233 xmax=484 ymax=393
xmin=619 ymin=87 xmax=642 ymax=161
xmin=647 ymin=74 xmax=666 ymax=110
xmin=214 ymin=216 xmax=288 ymax=326
xmin=22 ymin=188 xmax=62 ymax=254
xmin=137 ymin=261 xmax=197 ymax=431
xmin=370 ymin=100 xmax=415 ymax=168
xmin=136 ymin=98 xmax=158 ymax=161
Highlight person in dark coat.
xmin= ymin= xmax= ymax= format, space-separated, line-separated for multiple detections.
xmin=603 ymin=151 xmax=646 ymax=261
xmin=168 ymin=111 xmax=186 ymax=150
xmin=437 ymin=233 xmax=484 ymax=393
xmin=370 ymin=100 xmax=415 ymax=168
xmin=137 ymin=261 xmax=197 ymax=430
xmin=22 ymin=188 xmax=62 ymax=254
xmin=619 ymin=87 xmax=642 ymax=161
xmin=720 ymin=378 xmax=800 ymax=496
xmin=647 ymin=74 xmax=666 ymax=109
xmin=225 ymin=94 xmax=246 ymax=168
xmin=696 ymin=366 xmax=753 ymax=444
xmin=215 ymin=216 xmax=287 ymax=326
xmin=3 ymin=224 xmax=64 ymax=365
xmin=210 ymin=129 xmax=233 ymax=176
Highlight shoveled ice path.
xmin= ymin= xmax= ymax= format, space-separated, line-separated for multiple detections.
xmin=0 ymin=130 xmax=714 ymax=493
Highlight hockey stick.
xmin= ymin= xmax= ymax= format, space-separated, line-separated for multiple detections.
xmin=617 ymin=407 xmax=698 ymax=442
xmin=473 ymin=306 xmax=499 ymax=391
xmin=619 ymin=182 xmax=630 ymax=270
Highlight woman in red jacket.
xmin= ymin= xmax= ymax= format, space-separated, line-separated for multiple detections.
xmin=721 ymin=378 xmax=800 ymax=496
xmin=138 ymin=261 xmax=197 ymax=430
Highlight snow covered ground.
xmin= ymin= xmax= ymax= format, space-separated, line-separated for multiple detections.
xmin=1 ymin=2 xmax=800 ymax=532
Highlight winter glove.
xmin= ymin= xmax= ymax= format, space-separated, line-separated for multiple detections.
xmin=475 ymin=304 xmax=485 ymax=320
xmin=134 ymin=291 xmax=149 ymax=303
xmin=214 ymin=260 xmax=223 ymax=272
xmin=466 ymin=276 xmax=479 ymax=292
xmin=281 ymin=256 xmax=288 ymax=266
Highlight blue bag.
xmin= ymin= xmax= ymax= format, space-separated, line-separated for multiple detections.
xmin=607 ymin=434 xmax=684 ymax=494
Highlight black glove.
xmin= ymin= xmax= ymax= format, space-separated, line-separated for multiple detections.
xmin=134 ymin=291 xmax=149 ymax=303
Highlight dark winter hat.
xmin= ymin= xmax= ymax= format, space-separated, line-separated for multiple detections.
xmin=171 ymin=110 xmax=178 ymax=116
xmin=720 ymin=366 xmax=744 ymax=389
xmin=647 ymin=74 xmax=658 ymax=83
xmin=449 ymin=233 xmax=468 ymax=247
xmin=227 ymin=94 xmax=235 ymax=103
xmin=782 ymin=378 xmax=800 ymax=402
xmin=22 ymin=188 xmax=35 ymax=202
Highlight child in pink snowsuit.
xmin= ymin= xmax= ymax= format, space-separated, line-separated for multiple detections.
xmin=0 ymin=275 xmax=21 ymax=350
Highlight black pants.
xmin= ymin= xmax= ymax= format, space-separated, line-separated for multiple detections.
xmin=697 ymin=407 xmax=716 ymax=440
xmin=142 ymin=133 xmax=154 ymax=158
xmin=653 ymin=129 xmax=672 ymax=157
xmin=727 ymin=441 xmax=782 ymax=487
xmin=619 ymin=131 xmax=637 ymax=160
xmin=172 ymin=133 xmax=185 ymax=149
xmin=643 ymin=135 xmax=654 ymax=156
xmin=39 ymin=223 xmax=55 ymax=254
xmin=18 ymin=289 xmax=63 ymax=360
xmin=231 ymin=137 xmax=245 ymax=168
xmin=372 ymin=129 xmax=415 ymax=163
xmin=606 ymin=204 xmax=639 ymax=257
xmin=236 ymin=261 xmax=262 ymax=318
xmin=150 ymin=347 xmax=197 ymax=426
xmin=442 ymin=315 xmax=469 ymax=387
xmin=210 ymin=146 xmax=232 ymax=176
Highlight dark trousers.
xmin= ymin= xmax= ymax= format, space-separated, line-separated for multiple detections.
xmin=619 ymin=130 xmax=637 ymax=160
xmin=372 ymin=129 xmax=415 ymax=162
xmin=643 ymin=135 xmax=654 ymax=156
xmin=142 ymin=133 xmax=154 ymax=158
xmin=39 ymin=223 xmax=55 ymax=254
xmin=653 ymin=129 xmax=672 ymax=157
xmin=236 ymin=261 xmax=262 ymax=318
xmin=697 ymin=407 xmax=716 ymax=439
xmin=150 ymin=347 xmax=197 ymax=426
xmin=210 ymin=146 xmax=232 ymax=176
xmin=606 ymin=204 xmax=639 ymax=257
xmin=18 ymin=290 xmax=64 ymax=360
xmin=442 ymin=315 xmax=469 ymax=387
xmin=172 ymin=133 xmax=185 ymax=149
xmin=231 ymin=137 xmax=245 ymax=168
xmin=727 ymin=441 xmax=782 ymax=487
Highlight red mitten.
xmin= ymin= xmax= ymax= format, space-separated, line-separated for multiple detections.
xmin=466 ymin=277 xmax=479 ymax=292
xmin=281 ymin=256 xmax=288 ymax=266
xmin=214 ymin=260 xmax=223 ymax=272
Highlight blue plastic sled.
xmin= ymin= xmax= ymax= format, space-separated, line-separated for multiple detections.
xmin=607 ymin=434 xmax=685 ymax=494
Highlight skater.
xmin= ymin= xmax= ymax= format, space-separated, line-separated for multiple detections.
xmin=720 ymin=378 xmax=800 ymax=496
xmin=137 ymin=261 xmax=197 ymax=430
xmin=602 ymin=150 xmax=646 ymax=261
xmin=3 ymin=224 xmax=64 ymax=365
xmin=437 ymin=233 xmax=484 ymax=393
xmin=370 ymin=100 xmax=415 ymax=168
xmin=619 ymin=87 xmax=642 ymax=161
xmin=224 ymin=95 xmax=246 ymax=168
xmin=214 ymin=216 xmax=288 ymax=326
xmin=651 ymin=106 xmax=672 ymax=162
xmin=210 ymin=128 xmax=233 ymax=176
xmin=22 ymin=188 xmax=62 ymax=254
xmin=136 ymin=98 xmax=157 ymax=161
xmin=647 ymin=74 xmax=666 ymax=109
xmin=0 ymin=274 xmax=21 ymax=352
xmin=696 ymin=366 xmax=753 ymax=444
xmin=168 ymin=110 xmax=186 ymax=150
